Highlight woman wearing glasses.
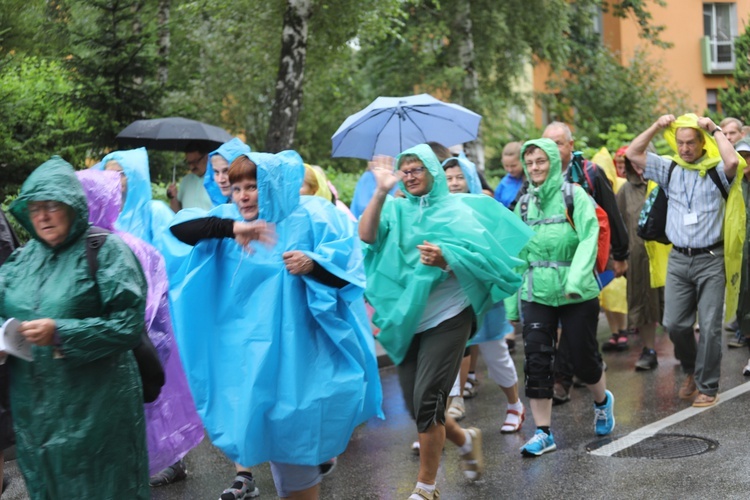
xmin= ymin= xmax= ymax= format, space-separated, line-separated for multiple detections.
xmin=359 ymin=144 xmax=532 ymax=500
xmin=505 ymin=138 xmax=615 ymax=458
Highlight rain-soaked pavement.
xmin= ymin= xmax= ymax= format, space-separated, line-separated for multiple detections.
xmin=4 ymin=316 xmax=750 ymax=499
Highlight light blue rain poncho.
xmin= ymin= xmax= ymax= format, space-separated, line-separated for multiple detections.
xmin=98 ymin=147 xmax=174 ymax=250
xmin=443 ymin=154 xmax=515 ymax=344
xmin=203 ymin=138 xmax=251 ymax=207
xmin=169 ymin=150 xmax=383 ymax=467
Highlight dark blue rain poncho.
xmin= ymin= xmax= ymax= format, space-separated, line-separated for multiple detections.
xmin=169 ymin=150 xmax=383 ymax=467
xmin=76 ymin=169 xmax=204 ymax=475
xmin=98 ymin=147 xmax=174 ymax=251
xmin=204 ymin=138 xmax=252 ymax=207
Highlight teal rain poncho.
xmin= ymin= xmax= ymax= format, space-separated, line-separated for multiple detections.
xmin=2 ymin=157 xmax=149 ymax=498
xmin=204 ymin=138 xmax=252 ymax=206
xmin=364 ymin=144 xmax=534 ymax=364
xmin=98 ymin=147 xmax=174 ymax=250
xmin=169 ymin=150 xmax=383 ymax=467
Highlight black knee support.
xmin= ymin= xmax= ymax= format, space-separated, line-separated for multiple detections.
xmin=523 ymin=322 xmax=557 ymax=399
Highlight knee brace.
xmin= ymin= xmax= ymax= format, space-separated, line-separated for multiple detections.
xmin=523 ymin=322 xmax=557 ymax=399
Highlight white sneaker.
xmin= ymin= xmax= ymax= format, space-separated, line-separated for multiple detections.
xmin=743 ymin=358 xmax=750 ymax=376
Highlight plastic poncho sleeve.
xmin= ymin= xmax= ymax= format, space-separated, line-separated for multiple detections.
xmin=502 ymin=236 xmax=529 ymax=322
xmin=566 ymin=186 xmax=599 ymax=298
xmin=54 ymin=236 xmax=146 ymax=365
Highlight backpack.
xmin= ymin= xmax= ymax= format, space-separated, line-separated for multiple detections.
xmin=519 ymin=183 xmax=611 ymax=274
xmin=85 ymin=226 xmax=165 ymax=404
xmin=636 ymin=160 xmax=728 ymax=244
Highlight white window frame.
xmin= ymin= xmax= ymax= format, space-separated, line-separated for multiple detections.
xmin=704 ymin=2 xmax=738 ymax=72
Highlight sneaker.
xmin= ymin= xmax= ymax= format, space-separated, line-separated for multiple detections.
xmin=319 ymin=457 xmax=337 ymax=477
xmin=220 ymin=475 xmax=260 ymax=500
xmin=149 ymin=460 xmax=188 ymax=487
xmin=520 ymin=429 xmax=557 ymax=457
xmin=447 ymin=396 xmax=466 ymax=421
xmin=743 ymin=359 xmax=750 ymax=377
xmin=678 ymin=374 xmax=698 ymax=400
xmin=728 ymin=331 xmax=748 ymax=348
xmin=552 ymin=382 xmax=571 ymax=406
xmin=459 ymin=427 xmax=483 ymax=481
xmin=635 ymin=347 xmax=658 ymax=371
xmin=594 ymin=390 xmax=616 ymax=436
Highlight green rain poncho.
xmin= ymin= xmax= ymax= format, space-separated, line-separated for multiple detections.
xmin=364 ymin=144 xmax=533 ymax=365
xmin=504 ymin=138 xmax=601 ymax=321
xmin=1 ymin=157 xmax=149 ymax=499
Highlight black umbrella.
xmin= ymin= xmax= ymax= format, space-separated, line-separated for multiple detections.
xmin=116 ymin=117 xmax=233 ymax=152
xmin=116 ymin=117 xmax=234 ymax=183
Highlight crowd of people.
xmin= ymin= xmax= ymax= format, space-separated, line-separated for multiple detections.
xmin=0 ymin=111 xmax=748 ymax=500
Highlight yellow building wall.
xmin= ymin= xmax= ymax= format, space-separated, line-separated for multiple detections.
xmin=535 ymin=0 xmax=750 ymax=127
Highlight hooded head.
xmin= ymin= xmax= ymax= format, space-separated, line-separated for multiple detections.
xmin=10 ymin=156 xmax=89 ymax=249
xmin=441 ymin=153 xmax=482 ymax=194
xmin=205 ymin=138 xmax=252 ymax=206
xmin=76 ymin=169 xmax=122 ymax=230
xmin=664 ymin=114 xmax=719 ymax=167
xmin=231 ymin=150 xmax=304 ymax=223
xmin=520 ymin=138 xmax=563 ymax=201
xmin=301 ymin=164 xmax=333 ymax=202
xmin=98 ymin=147 xmax=152 ymax=227
xmin=394 ymin=144 xmax=448 ymax=204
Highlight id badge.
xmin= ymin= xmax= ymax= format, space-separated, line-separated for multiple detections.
xmin=683 ymin=212 xmax=698 ymax=226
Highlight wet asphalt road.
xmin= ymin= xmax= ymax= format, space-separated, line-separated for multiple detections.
xmin=4 ymin=316 xmax=750 ymax=499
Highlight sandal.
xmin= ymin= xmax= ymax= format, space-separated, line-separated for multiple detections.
xmin=220 ymin=474 xmax=260 ymax=500
xmin=500 ymin=405 xmax=525 ymax=434
xmin=692 ymin=393 xmax=719 ymax=408
xmin=409 ymin=486 xmax=441 ymax=499
xmin=463 ymin=378 xmax=479 ymax=399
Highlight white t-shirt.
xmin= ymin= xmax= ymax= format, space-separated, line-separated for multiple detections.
xmin=415 ymin=273 xmax=471 ymax=333
xmin=178 ymin=173 xmax=213 ymax=211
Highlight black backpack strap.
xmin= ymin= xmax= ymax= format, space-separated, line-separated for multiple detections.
xmin=85 ymin=226 xmax=111 ymax=278
xmin=706 ymin=167 xmax=729 ymax=200
xmin=562 ymin=183 xmax=576 ymax=228
xmin=664 ymin=161 xmax=678 ymax=198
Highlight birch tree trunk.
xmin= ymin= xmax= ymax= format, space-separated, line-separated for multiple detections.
xmin=453 ymin=0 xmax=485 ymax=171
xmin=265 ymin=0 xmax=313 ymax=153
xmin=157 ymin=0 xmax=170 ymax=86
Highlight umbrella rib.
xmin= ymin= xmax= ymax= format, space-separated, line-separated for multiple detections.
xmin=370 ymin=108 xmax=400 ymax=160
xmin=406 ymin=106 xmax=479 ymax=138
xmin=332 ymin=108 xmax=398 ymax=158
xmin=401 ymin=107 xmax=428 ymax=143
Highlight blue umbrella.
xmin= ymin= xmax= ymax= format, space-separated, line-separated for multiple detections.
xmin=331 ymin=93 xmax=481 ymax=160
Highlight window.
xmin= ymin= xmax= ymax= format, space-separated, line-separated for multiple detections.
xmin=706 ymin=89 xmax=718 ymax=114
xmin=703 ymin=3 xmax=737 ymax=71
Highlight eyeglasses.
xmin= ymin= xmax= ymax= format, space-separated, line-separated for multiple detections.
xmin=401 ymin=167 xmax=426 ymax=178
xmin=28 ymin=201 xmax=65 ymax=217
xmin=187 ymin=154 xmax=207 ymax=167
xmin=525 ymin=159 xmax=549 ymax=168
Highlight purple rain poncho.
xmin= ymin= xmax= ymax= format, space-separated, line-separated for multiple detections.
xmin=77 ymin=169 xmax=204 ymax=474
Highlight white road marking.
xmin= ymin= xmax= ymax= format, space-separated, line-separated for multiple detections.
xmin=590 ymin=380 xmax=750 ymax=456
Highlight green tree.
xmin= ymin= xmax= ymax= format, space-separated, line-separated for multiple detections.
xmin=718 ymin=17 xmax=750 ymax=124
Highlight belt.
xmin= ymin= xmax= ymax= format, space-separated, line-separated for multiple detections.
xmin=673 ymin=241 xmax=723 ymax=257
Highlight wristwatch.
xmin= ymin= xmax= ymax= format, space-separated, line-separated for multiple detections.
xmin=711 ymin=126 xmax=722 ymax=136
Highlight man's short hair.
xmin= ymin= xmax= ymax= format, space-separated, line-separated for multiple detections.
xmin=502 ymin=141 xmax=522 ymax=159
xmin=543 ymin=121 xmax=573 ymax=142
xmin=676 ymin=127 xmax=705 ymax=144
xmin=184 ymin=141 xmax=212 ymax=155
xmin=720 ymin=117 xmax=744 ymax=129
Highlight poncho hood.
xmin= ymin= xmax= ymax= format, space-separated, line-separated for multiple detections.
xmin=304 ymin=164 xmax=333 ymax=202
xmin=76 ymin=169 xmax=122 ymax=230
xmin=396 ymin=144 xmax=449 ymax=205
xmin=98 ymin=147 xmax=153 ymax=230
xmin=238 ymin=150 xmax=304 ymax=223
xmin=9 ymin=156 xmax=89 ymax=248
xmin=665 ymin=113 xmax=723 ymax=173
xmin=442 ymin=153 xmax=483 ymax=194
xmin=205 ymin=138 xmax=251 ymax=206
xmin=521 ymin=138 xmax=563 ymax=203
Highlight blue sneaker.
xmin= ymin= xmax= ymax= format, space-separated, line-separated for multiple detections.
xmin=594 ymin=389 xmax=616 ymax=436
xmin=520 ymin=429 xmax=557 ymax=457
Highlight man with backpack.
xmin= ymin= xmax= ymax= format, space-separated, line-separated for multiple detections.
xmin=627 ymin=113 xmax=742 ymax=408
xmin=540 ymin=122 xmax=630 ymax=404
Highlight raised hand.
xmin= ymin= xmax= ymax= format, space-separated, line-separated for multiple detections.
xmin=234 ymin=220 xmax=277 ymax=252
xmin=369 ymin=155 xmax=402 ymax=194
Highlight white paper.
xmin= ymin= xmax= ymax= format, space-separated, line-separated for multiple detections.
xmin=0 ymin=318 xmax=34 ymax=362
